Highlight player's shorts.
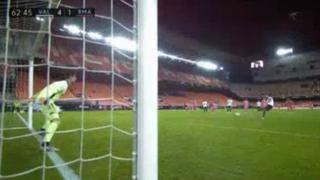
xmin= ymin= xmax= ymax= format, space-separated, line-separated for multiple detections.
xmin=41 ymin=109 xmax=60 ymax=121
xmin=47 ymin=112 xmax=60 ymax=121
xmin=265 ymin=105 xmax=273 ymax=111
xmin=40 ymin=101 xmax=61 ymax=121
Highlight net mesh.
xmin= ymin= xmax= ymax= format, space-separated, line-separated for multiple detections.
xmin=0 ymin=0 xmax=136 ymax=179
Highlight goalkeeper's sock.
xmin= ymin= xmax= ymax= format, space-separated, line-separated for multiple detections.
xmin=41 ymin=141 xmax=49 ymax=147
xmin=39 ymin=128 xmax=46 ymax=137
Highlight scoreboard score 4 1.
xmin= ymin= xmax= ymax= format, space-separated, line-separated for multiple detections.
xmin=10 ymin=8 xmax=95 ymax=17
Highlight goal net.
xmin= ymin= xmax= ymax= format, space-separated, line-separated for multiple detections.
xmin=0 ymin=0 xmax=158 ymax=179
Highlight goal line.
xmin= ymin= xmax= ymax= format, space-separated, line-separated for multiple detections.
xmin=14 ymin=113 xmax=79 ymax=180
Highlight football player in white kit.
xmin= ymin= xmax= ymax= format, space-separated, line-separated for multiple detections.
xmin=226 ymin=99 xmax=233 ymax=112
xmin=256 ymin=100 xmax=261 ymax=111
xmin=202 ymin=101 xmax=208 ymax=112
xmin=262 ymin=95 xmax=274 ymax=119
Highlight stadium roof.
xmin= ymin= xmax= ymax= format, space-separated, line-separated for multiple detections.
xmin=159 ymin=0 xmax=320 ymax=59
xmin=1 ymin=0 xmax=319 ymax=83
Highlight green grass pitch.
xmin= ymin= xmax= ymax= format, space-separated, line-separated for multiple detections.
xmin=2 ymin=109 xmax=320 ymax=180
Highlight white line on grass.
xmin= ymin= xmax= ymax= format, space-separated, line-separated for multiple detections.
xmin=184 ymin=121 xmax=320 ymax=140
xmin=212 ymin=125 xmax=320 ymax=140
xmin=16 ymin=114 xmax=80 ymax=180
xmin=163 ymin=110 xmax=320 ymax=140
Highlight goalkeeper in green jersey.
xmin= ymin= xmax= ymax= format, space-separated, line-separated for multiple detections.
xmin=13 ymin=100 xmax=23 ymax=114
xmin=32 ymin=75 xmax=76 ymax=151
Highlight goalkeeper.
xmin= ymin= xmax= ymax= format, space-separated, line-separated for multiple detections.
xmin=13 ymin=100 xmax=23 ymax=114
xmin=32 ymin=75 xmax=76 ymax=151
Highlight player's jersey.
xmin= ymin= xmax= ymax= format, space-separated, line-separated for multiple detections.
xmin=227 ymin=99 xmax=233 ymax=106
xmin=202 ymin=101 xmax=208 ymax=107
xmin=33 ymin=80 xmax=68 ymax=103
xmin=267 ymin=96 xmax=274 ymax=106
xmin=256 ymin=101 xmax=261 ymax=107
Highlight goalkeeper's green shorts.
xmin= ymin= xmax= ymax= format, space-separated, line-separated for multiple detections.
xmin=46 ymin=112 xmax=60 ymax=121
xmin=40 ymin=101 xmax=61 ymax=121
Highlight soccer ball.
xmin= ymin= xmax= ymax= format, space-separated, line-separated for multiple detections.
xmin=235 ymin=112 xmax=241 ymax=116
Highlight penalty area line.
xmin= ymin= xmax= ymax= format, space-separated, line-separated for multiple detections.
xmin=212 ymin=125 xmax=320 ymax=140
xmin=16 ymin=113 xmax=80 ymax=180
xmin=183 ymin=121 xmax=320 ymax=140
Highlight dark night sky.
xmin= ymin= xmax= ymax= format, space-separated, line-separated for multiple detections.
xmin=159 ymin=0 xmax=320 ymax=59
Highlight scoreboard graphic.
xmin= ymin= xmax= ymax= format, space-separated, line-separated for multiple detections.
xmin=9 ymin=8 xmax=95 ymax=17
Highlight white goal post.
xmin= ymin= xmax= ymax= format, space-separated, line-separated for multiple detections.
xmin=136 ymin=0 xmax=158 ymax=180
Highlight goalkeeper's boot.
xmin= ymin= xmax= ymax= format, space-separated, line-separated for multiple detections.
xmin=41 ymin=142 xmax=59 ymax=152
xmin=46 ymin=146 xmax=60 ymax=152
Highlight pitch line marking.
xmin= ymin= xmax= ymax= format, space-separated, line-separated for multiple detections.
xmin=211 ymin=125 xmax=320 ymax=140
xmin=16 ymin=113 xmax=80 ymax=180
xmin=182 ymin=121 xmax=320 ymax=140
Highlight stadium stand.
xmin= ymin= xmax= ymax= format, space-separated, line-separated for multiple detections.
xmin=15 ymin=70 xmax=234 ymax=108
xmin=252 ymin=50 xmax=320 ymax=82
xmin=14 ymin=66 xmax=320 ymax=109
xmin=230 ymin=80 xmax=320 ymax=98
xmin=8 ymin=35 xmax=320 ymax=110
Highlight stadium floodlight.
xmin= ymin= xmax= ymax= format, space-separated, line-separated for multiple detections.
xmin=60 ymin=24 xmax=221 ymax=69
xmin=158 ymin=51 xmax=195 ymax=64
xmin=36 ymin=16 xmax=45 ymax=22
xmin=87 ymin=32 xmax=103 ymax=40
xmin=158 ymin=51 xmax=178 ymax=59
xmin=196 ymin=61 xmax=218 ymax=71
xmin=63 ymin=24 xmax=82 ymax=35
xmin=251 ymin=60 xmax=264 ymax=69
xmin=105 ymin=36 xmax=136 ymax=52
xmin=276 ymin=48 xmax=293 ymax=56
